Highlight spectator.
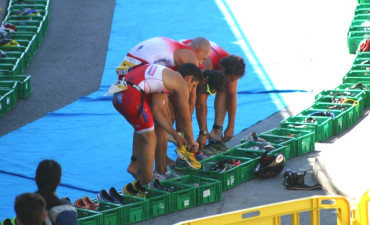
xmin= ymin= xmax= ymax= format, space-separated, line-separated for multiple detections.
xmin=14 ymin=192 xmax=46 ymax=225
xmin=35 ymin=159 xmax=78 ymax=225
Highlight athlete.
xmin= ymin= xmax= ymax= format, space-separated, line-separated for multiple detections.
xmin=112 ymin=63 xmax=201 ymax=193
xmin=181 ymin=39 xmax=246 ymax=146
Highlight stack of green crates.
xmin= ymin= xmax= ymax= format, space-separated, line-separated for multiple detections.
xmin=347 ymin=6 xmax=370 ymax=54
xmin=0 ymin=0 xmax=50 ymax=117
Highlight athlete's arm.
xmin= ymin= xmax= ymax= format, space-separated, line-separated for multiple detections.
xmin=163 ymin=69 xmax=198 ymax=152
xmin=195 ymin=91 xmax=209 ymax=149
xmin=151 ymin=93 xmax=185 ymax=146
xmin=224 ymin=79 xmax=238 ymax=142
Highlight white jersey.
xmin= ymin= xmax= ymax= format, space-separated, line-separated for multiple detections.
xmin=125 ymin=64 xmax=170 ymax=94
xmin=127 ymin=37 xmax=192 ymax=70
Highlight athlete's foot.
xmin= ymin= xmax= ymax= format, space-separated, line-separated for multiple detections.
xmin=210 ymin=129 xmax=223 ymax=142
xmin=127 ymin=163 xmax=137 ymax=179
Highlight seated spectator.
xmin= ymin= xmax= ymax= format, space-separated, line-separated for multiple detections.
xmin=14 ymin=192 xmax=46 ymax=225
xmin=35 ymin=159 xmax=78 ymax=225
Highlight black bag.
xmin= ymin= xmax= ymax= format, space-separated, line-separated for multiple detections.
xmin=283 ymin=169 xmax=322 ymax=190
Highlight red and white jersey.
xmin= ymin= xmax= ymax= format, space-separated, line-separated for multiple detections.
xmin=180 ymin=39 xmax=229 ymax=69
xmin=127 ymin=37 xmax=192 ymax=70
xmin=125 ymin=64 xmax=170 ymax=94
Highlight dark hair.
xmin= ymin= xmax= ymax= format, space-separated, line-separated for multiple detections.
xmin=219 ymin=55 xmax=245 ymax=77
xmin=203 ymin=70 xmax=225 ymax=92
xmin=15 ymin=192 xmax=46 ymax=225
xmin=177 ymin=63 xmax=202 ymax=82
xmin=35 ymin=159 xmax=62 ymax=210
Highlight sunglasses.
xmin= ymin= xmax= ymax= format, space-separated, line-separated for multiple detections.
xmin=206 ymin=83 xmax=216 ymax=96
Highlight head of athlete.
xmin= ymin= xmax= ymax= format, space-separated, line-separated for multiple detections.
xmin=188 ymin=37 xmax=211 ymax=62
xmin=177 ymin=63 xmax=202 ymax=90
xmin=218 ymin=55 xmax=245 ymax=82
xmin=201 ymin=70 xmax=225 ymax=95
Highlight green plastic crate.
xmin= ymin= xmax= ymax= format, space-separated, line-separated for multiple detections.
xmin=315 ymin=95 xmax=364 ymax=122
xmin=280 ymin=116 xmax=333 ymax=142
xmin=90 ymin=200 xmax=122 ymax=225
xmin=118 ymin=192 xmax=150 ymax=225
xmin=315 ymin=89 xmax=366 ymax=119
xmin=155 ymin=179 xmax=197 ymax=212
xmin=145 ymin=188 xmax=171 ymax=218
xmin=14 ymin=25 xmax=44 ymax=48
xmin=347 ymin=31 xmax=370 ymax=54
xmin=254 ymin=134 xmax=296 ymax=159
xmin=0 ymin=88 xmax=17 ymax=116
xmin=0 ymin=49 xmax=27 ymax=72
xmin=0 ymin=57 xmax=24 ymax=75
xmin=226 ymin=141 xmax=288 ymax=159
xmin=77 ymin=208 xmax=103 ymax=225
xmin=166 ymin=175 xmax=222 ymax=206
xmin=9 ymin=5 xmax=50 ymax=12
xmin=8 ymin=0 xmax=50 ymax=9
xmin=185 ymin=155 xmax=239 ymax=191
xmin=298 ymin=106 xmax=346 ymax=135
xmin=259 ymin=128 xmax=315 ymax=156
xmin=10 ymin=33 xmax=37 ymax=59
xmin=0 ymin=81 xmax=19 ymax=99
xmin=5 ymin=19 xmax=47 ymax=44
xmin=0 ymin=75 xmax=31 ymax=98
xmin=0 ymin=45 xmax=32 ymax=68
xmin=335 ymin=83 xmax=370 ymax=108
xmin=0 ymin=64 xmax=19 ymax=76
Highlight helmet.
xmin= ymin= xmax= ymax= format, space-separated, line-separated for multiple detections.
xmin=16 ymin=8 xmax=40 ymax=16
xmin=253 ymin=151 xmax=285 ymax=178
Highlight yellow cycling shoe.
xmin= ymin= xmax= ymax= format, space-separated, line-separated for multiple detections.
xmin=176 ymin=145 xmax=201 ymax=170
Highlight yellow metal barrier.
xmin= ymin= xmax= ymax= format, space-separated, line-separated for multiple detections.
xmin=174 ymin=195 xmax=351 ymax=225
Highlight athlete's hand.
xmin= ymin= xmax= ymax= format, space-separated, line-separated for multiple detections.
xmin=210 ymin=129 xmax=223 ymax=142
xmin=187 ymin=140 xmax=199 ymax=153
xmin=174 ymin=133 xmax=186 ymax=147
xmin=223 ymin=126 xmax=234 ymax=142
xmin=197 ymin=135 xmax=208 ymax=149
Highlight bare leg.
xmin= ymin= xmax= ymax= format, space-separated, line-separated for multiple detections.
xmin=155 ymin=124 xmax=168 ymax=174
xmin=136 ymin=130 xmax=156 ymax=184
xmin=166 ymin=156 xmax=175 ymax=168
xmin=210 ymin=90 xmax=227 ymax=141
xmin=127 ymin=132 xmax=138 ymax=178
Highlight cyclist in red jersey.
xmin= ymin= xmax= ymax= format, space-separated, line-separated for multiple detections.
xmin=181 ymin=39 xmax=246 ymax=149
xmin=112 ymin=63 xmax=201 ymax=186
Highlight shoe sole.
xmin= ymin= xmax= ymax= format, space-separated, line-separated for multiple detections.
xmin=176 ymin=149 xmax=200 ymax=169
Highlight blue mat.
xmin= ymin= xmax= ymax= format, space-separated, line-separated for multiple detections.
xmin=0 ymin=0 xmax=306 ymax=218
